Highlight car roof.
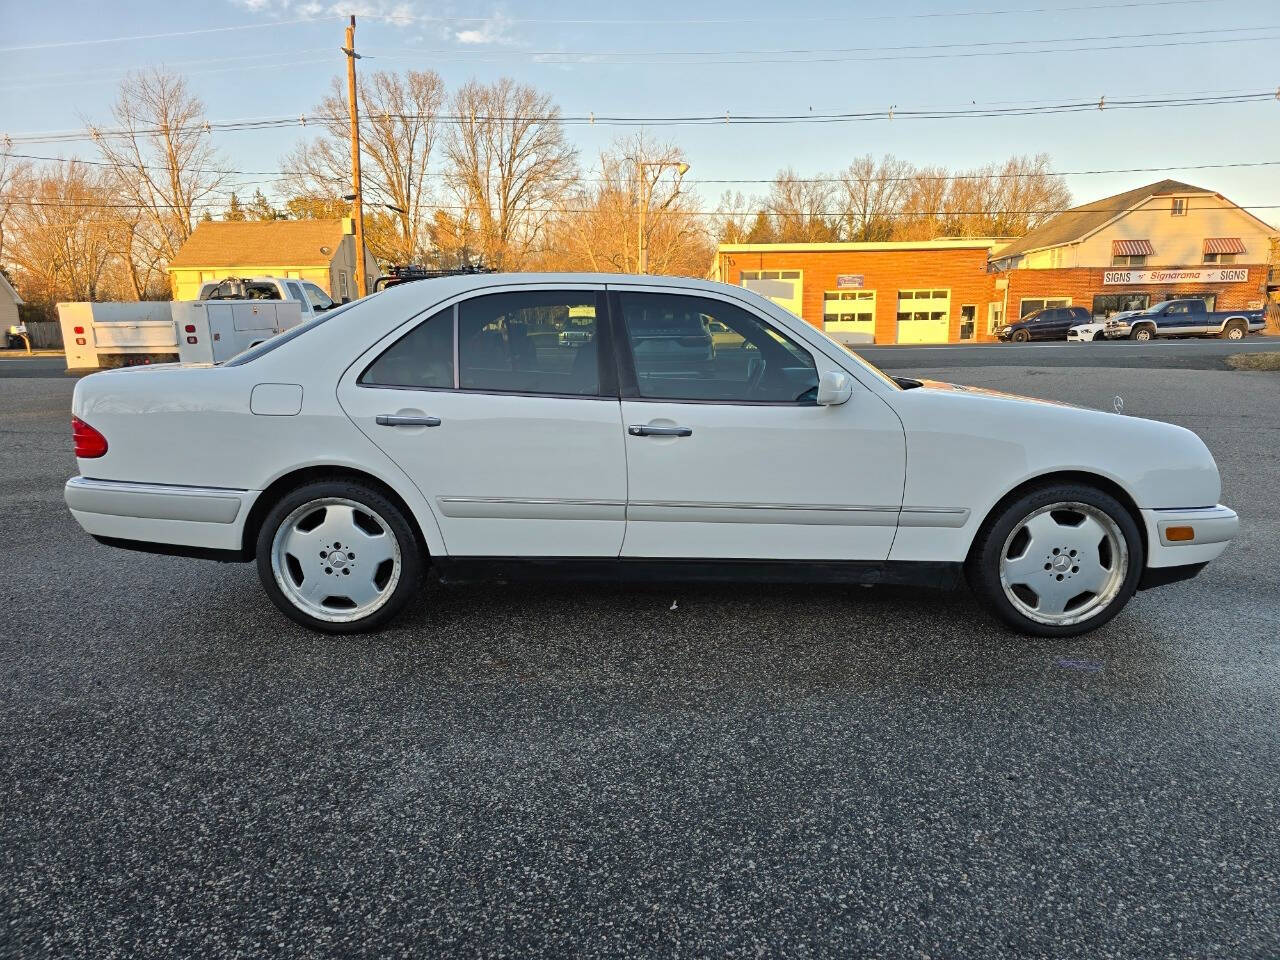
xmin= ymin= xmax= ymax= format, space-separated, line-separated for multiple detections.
xmin=371 ymin=271 xmax=735 ymax=308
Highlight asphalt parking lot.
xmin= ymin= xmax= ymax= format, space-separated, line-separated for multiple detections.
xmin=2 ymin=355 xmax=1278 ymax=958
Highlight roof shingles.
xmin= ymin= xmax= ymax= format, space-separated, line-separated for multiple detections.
xmin=168 ymin=220 xmax=346 ymax=270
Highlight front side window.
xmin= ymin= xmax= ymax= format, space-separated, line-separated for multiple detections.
xmin=620 ymin=292 xmax=818 ymax=404
xmin=360 ymin=306 xmax=454 ymax=389
xmin=458 ymin=291 xmax=601 ymax=396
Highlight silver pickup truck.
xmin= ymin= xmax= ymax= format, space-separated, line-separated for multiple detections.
xmin=1105 ymin=299 xmax=1265 ymax=341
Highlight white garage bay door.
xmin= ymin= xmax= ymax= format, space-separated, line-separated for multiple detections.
xmin=896 ymin=289 xmax=950 ymax=344
xmin=740 ymin=270 xmax=803 ymax=318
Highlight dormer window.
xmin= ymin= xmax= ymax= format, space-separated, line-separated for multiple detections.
xmin=1203 ymin=238 xmax=1245 ymax=264
xmin=1171 ymin=198 xmax=1187 ymax=216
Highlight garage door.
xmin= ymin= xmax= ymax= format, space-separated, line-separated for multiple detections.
xmin=740 ymin=270 xmax=803 ymax=318
xmin=896 ymin=289 xmax=950 ymax=344
xmin=823 ymin=290 xmax=876 ymax=344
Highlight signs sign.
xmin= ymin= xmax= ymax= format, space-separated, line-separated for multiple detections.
xmin=1103 ymin=267 xmax=1249 ymax=285
xmin=836 ymin=274 xmax=865 ymax=289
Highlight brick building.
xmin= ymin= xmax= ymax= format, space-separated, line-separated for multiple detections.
xmin=710 ymin=239 xmax=1010 ymax=344
xmin=710 ymin=179 xmax=1276 ymax=344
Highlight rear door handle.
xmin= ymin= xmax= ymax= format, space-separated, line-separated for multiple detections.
xmin=628 ymin=425 xmax=692 ymax=437
xmin=376 ymin=414 xmax=441 ymax=427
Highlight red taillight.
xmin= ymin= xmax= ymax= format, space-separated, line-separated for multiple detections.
xmin=72 ymin=416 xmax=108 ymax=459
xmin=73 ymin=326 xmax=85 ymax=334
xmin=184 ymin=324 xmax=196 ymax=333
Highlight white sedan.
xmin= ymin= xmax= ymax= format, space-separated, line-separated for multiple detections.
xmin=64 ymin=274 xmax=1237 ymax=637
xmin=1067 ymin=322 xmax=1107 ymax=342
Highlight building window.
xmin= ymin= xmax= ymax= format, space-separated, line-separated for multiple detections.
xmin=1171 ymin=198 xmax=1187 ymax=216
xmin=1203 ymin=252 xmax=1238 ymax=265
xmin=1019 ymin=297 xmax=1070 ymax=317
xmin=959 ymin=305 xmax=977 ymax=340
xmin=987 ymin=302 xmax=1004 ymax=333
xmin=1092 ymin=293 xmax=1150 ymax=320
xmin=1111 ymin=254 xmax=1148 ymax=267
xmin=822 ymin=290 xmax=876 ymax=344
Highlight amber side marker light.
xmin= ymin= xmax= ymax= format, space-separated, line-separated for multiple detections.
xmin=1166 ymin=526 xmax=1196 ymax=542
xmin=71 ymin=416 xmax=108 ymax=459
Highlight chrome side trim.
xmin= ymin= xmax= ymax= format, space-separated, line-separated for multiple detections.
xmin=65 ymin=477 xmax=245 ymax=524
xmin=435 ymin=495 xmax=971 ymax=528
xmin=436 ymin=496 xmax=626 ymax=521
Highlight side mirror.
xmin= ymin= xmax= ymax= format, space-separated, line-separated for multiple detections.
xmin=816 ymin=370 xmax=853 ymax=406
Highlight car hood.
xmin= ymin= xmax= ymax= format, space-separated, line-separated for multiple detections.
xmin=912 ymin=378 xmax=1083 ymax=410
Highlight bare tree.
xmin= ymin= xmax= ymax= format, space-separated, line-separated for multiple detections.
xmin=444 ymin=78 xmax=577 ymax=269
xmin=765 ymin=169 xmax=836 ymax=243
xmin=838 ymin=154 xmax=911 ymax=242
xmin=0 ymin=150 xmax=32 ymax=265
xmin=88 ymin=69 xmax=226 ymax=268
xmin=713 ymin=190 xmax=758 ymax=245
xmin=6 ymin=161 xmax=119 ymax=308
xmin=284 ymin=69 xmax=444 ymax=263
xmin=544 ymin=134 xmax=709 ymax=276
xmin=894 ymin=166 xmax=950 ymax=240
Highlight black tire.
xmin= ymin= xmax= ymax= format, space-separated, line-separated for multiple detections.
xmin=1011 ymin=329 xmax=1030 ymax=343
xmin=1131 ymin=326 xmax=1154 ymax=342
xmin=1219 ymin=320 xmax=1246 ymax=341
xmin=255 ymin=479 xmax=425 ymax=633
xmin=966 ymin=482 xmax=1144 ymax=637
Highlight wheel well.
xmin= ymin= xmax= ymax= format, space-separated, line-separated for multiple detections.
xmin=967 ymin=471 xmax=1146 ymax=565
xmin=241 ymin=466 xmax=429 ymax=561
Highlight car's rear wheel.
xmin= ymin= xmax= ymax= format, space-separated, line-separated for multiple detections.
xmin=1011 ymin=329 xmax=1030 ymax=343
xmin=256 ymin=480 xmax=423 ymax=633
xmin=967 ymin=483 xmax=1143 ymax=637
xmin=1220 ymin=321 xmax=1245 ymax=340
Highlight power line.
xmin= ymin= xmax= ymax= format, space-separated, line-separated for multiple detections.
xmin=0 ymin=15 xmax=335 ymax=53
xmin=8 ymin=89 xmax=1277 ymax=144
xmin=8 ymin=151 xmax=1280 ymax=187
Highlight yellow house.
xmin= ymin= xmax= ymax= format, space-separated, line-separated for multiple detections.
xmin=167 ymin=219 xmax=378 ymax=302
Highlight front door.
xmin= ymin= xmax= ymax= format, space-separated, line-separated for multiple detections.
xmin=338 ymin=285 xmax=627 ymax=557
xmin=610 ymin=287 xmax=906 ymax=561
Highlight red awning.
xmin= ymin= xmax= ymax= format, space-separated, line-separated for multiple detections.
xmin=1203 ymin=237 xmax=1246 ymax=255
xmin=1112 ymin=239 xmax=1155 ymax=257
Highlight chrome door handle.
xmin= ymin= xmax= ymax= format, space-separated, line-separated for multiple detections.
xmin=628 ymin=424 xmax=692 ymax=437
xmin=376 ymin=414 xmax=441 ymax=427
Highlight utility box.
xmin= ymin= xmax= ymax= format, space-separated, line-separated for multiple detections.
xmin=173 ymin=300 xmax=304 ymax=364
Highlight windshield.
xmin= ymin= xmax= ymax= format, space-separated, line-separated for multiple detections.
xmin=222 ymin=298 xmax=363 ymax=366
xmin=302 ymin=282 xmax=335 ymax=310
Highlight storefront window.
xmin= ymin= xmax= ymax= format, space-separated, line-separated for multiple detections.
xmin=1091 ymin=293 xmax=1150 ymax=320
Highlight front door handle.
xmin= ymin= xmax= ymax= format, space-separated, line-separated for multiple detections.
xmin=628 ymin=424 xmax=692 ymax=437
xmin=376 ymin=414 xmax=441 ymax=427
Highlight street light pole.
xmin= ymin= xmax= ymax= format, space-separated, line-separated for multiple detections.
xmin=635 ymin=158 xmax=690 ymax=275
xmin=342 ymin=15 xmax=367 ymax=298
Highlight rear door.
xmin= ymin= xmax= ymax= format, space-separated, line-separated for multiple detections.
xmin=338 ymin=283 xmax=628 ymax=557
xmin=610 ymin=285 xmax=905 ymax=561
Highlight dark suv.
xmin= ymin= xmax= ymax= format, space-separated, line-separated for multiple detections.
xmin=998 ymin=306 xmax=1091 ymax=342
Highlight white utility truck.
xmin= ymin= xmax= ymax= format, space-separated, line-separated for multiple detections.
xmin=60 ymin=277 xmax=326 ymax=370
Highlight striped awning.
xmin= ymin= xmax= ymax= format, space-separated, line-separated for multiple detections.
xmin=1112 ymin=239 xmax=1155 ymax=257
xmin=1203 ymin=237 xmax=1246 ymax=255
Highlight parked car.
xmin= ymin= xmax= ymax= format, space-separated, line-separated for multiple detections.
xmin=1108 ymin=299 xmax=1265 ymax=341
xmin=64 ymin=274 xmax=1236 ymax=638
xmin=1067 ymin=321 xmax=1107 ymax=342
xmin=998 ymin=306 xmax=1093 ymax=342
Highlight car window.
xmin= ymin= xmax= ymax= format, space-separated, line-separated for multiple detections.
xmin=458 ymin=291 xmax=602 ymax=396
xmin=285 ymin=282 xmax=307 ymax=305
xmin=302 ymin=282 xmax=335 ymax=311
xmin=359 ymin=306 xmax=455 ymax=389
xmin=620 ymin=292 xmax=818 ymax=404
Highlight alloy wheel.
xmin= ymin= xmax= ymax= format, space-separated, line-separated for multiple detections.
xmin=270 ymin=497 xmax=402 ymax=623
xmin=998 ymin=501 xmax=1129 ymax=627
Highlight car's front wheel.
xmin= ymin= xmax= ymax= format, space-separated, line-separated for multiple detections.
xmin=1011 ymin=329 xmax=1030 ymax=343
xmin=256 ymin=479 xmax=424 ymax=633
xmin=967 ymin=483 xmax=1143 ymax=636
xmin=1131 ymin=326 xmax=1154 ymax=342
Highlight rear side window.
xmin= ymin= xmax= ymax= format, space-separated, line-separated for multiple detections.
xmin=457 ymin=291 xmax=602 ymax=396
xmin=359 ymin=306 xmax=454 ymax=389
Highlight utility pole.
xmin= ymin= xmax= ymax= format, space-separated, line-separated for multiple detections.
xmin=342 ymin=15 xmax=367 ymax=298
xmin=635 ymin=158 xmax=690 ymax=275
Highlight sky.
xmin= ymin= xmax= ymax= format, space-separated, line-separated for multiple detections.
xmin=3 ymin=0 xmax=1278 ymax=226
